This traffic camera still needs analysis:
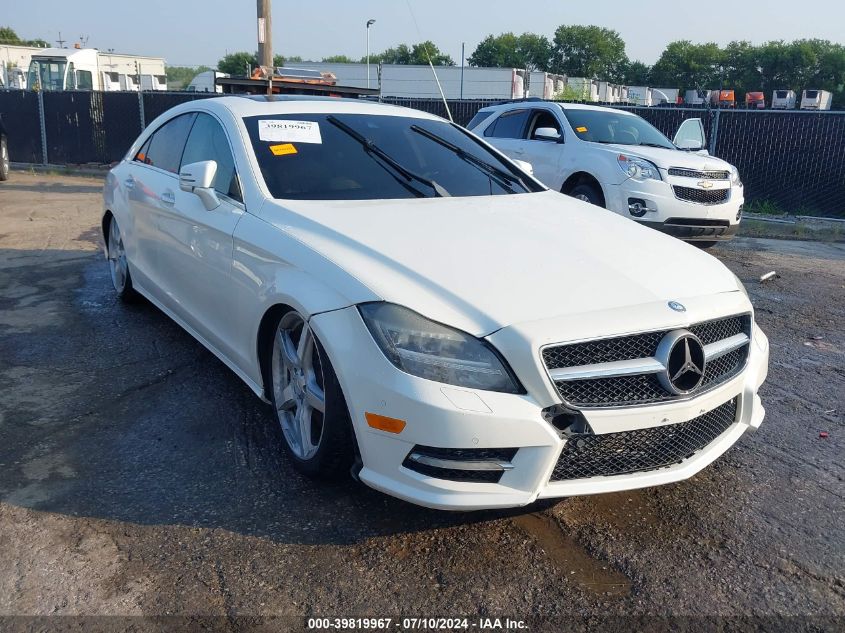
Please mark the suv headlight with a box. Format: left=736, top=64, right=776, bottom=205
left=730, top=166, right=742, bottom=186
left=617, top=155, right=661, bottom=181
left=358, top=302, right=523, bottom=393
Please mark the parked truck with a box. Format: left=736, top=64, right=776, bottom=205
left=684, top=89, right=712, bottom=105
left=711, top=90, right=736, bottom=108
left=800, top=89, right=832, bottom=110
left=626, top=85, right=651, bottom=106
left=745, top=92, right=765, bottom=109
left=771, top=89, right=797, bottom=109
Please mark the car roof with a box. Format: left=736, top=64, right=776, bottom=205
left=480, top=100, right=636, bottom=116
left=174, top=95, right=444, bottom=122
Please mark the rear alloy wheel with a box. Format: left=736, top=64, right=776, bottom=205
left=0, top=137, right=9, bottom=181
left=107, top=217, right=138, bottom=302
left=270, top=310, right=354, bottom=479
left=568, top=182, right=604, bottom=207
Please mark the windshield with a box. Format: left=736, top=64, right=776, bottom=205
left=243, top=113, right=541, bottom=200
left=27, top=59, right=67, bottom=91
left=561, top=107, right=675, bottom=149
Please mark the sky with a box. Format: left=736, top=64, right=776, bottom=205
left=7, top=0, right=844, bottom=68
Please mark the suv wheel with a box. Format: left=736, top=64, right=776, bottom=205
left=568, top=183, right=604, bottom=207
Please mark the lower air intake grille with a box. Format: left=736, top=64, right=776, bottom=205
left=549, top=399, right=737, bottom=482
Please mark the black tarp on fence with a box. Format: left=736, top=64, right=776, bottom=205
left=2, top=91, right=844, bottom=217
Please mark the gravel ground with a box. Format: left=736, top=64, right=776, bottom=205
left=0, top=173, right=843, bottom=630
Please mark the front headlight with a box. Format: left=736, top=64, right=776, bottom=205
left=617, top=155, right=661, bottom=181
left=358, top=302, right=523, bottom=393
left=730, top=166, right=742, bottom=186
left=731, top=272, right=749, bottom=299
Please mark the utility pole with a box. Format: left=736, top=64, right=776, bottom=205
left=257, top=0, right=273, bottom=70
left=460, top=42, right=465, bottom=100
left=56, top=32, right=66, bottom=48
left=366, top=19, right=376, bottom=89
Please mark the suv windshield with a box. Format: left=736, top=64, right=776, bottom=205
left=561, top=108, right=675, bottom=149
left=243, top=113, right=540, bottom=200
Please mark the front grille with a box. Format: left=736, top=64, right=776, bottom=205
left=668, top=167, right=730, bottom=180
left=549, top=399, right=738, bottom=481
left=673, top=185, right=730, bottom=205
left=543, top=315, right=750, bottom=408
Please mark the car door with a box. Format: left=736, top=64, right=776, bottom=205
left=520, top=108, right=567, bottom=190
left=155, top=112, right=246, bottom=359
left=122, top=112, right=197, bottom=300
left=482, top=108, right=531, bottom=160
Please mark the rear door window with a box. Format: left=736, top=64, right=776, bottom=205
left=143, top=113, right=196, bottom=174
left=484, top=109, right=530, bottom=139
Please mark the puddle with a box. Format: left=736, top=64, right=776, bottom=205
left=512, top=513, right=631, bottom=597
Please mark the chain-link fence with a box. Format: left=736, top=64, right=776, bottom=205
left=1, top=91, right=843, bottom=217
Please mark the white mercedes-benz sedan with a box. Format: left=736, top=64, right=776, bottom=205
left=102, top=96, right=769, bottom=510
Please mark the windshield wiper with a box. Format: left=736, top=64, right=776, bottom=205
left=637, top=142, right=673, bottom=149
left=326, top=116, right=450, bottom=197
left=410, top=124, right=526, bottom=193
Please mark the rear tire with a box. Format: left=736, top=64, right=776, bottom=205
left=0, top=137, right=9, bottom=182
left=568, top=182, right=604, bottom=207
left=270, top=310, right=355, bottom=479
left=106, top=216, right=139, bottom=302
left=694, top=241, right=720, bottom=249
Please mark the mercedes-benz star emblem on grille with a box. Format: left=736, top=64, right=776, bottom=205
left=668, top=301, right=686, bottom=312
left=655, top=330, right=707, bottom=395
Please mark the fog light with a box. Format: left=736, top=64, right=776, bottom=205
left=736, top=205, right=743, bottom=222
left=628, top=198, right=648, bottom=218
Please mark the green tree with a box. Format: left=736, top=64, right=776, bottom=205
left=650, top=41, right=723, bottom=88
left=323, top=55, right=356, bottom=63
left=623, top=60, right=651, bottom=85
left=368, top=41, right=454, bottom=66
left=218, top=51, right=257, bottom=75
left=551, top=25, right=628, bottom=81
left=0, top=26, right=21, bottom=44
left=468, top=32, right=552, bottom=71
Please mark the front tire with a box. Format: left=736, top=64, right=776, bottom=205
left=107, top=216, right=139, bottom=302
left=694, top=241, right=720, bottom=249
left=270, top=310, right=355, bottom=479
left=568, top=182, right=604, bottom=207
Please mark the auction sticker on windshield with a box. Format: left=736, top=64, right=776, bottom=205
left=259, top=120, right=322, bottom=144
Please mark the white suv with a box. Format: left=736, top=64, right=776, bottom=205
left=468, top=101, right=744, bottom=247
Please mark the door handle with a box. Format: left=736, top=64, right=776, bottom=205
left=124, top=178, right=135, bottom=190
left=161, top=190, right=176, bottom=205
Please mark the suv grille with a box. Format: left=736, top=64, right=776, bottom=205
left=673, top=185, right=730, bottom=205
left=668, top=167, right=730, bottom=180
left=543, top=315, right=750, bottom=408
left=549, top=399, right=737, bottom=481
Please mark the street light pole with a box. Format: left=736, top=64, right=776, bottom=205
left=257, top=0, right=273, bottom=70
left=366, top=19, right=376, bottom=89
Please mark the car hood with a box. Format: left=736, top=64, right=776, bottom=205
left=261, top=191, right=741, bottom=337
left=598, top=143, right=734, bottom=172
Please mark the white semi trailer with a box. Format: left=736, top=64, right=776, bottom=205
left=25, top=47, right=166, bottom=91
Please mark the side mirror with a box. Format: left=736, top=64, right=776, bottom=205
left=512, top=159, right=534, bottom=176
left=534, top=127, right=561, bottom=142
left=179, top=160, right=220, bottom=210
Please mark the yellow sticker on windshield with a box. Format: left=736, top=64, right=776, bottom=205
left=270, top=143, right=298, bottom=156
left=576, top=126, right=588, bottom=133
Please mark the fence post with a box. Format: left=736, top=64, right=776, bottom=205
left=136, top=61, right=146, bottom=130
left=36, top=90, right=48, bottom=165
left=709, top=108, right=720, bottom=155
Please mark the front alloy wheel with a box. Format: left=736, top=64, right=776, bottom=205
left=271, top=311, right=354, bottom=478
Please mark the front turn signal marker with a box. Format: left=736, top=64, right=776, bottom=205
left=365, top=412, right=406, bottom=434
